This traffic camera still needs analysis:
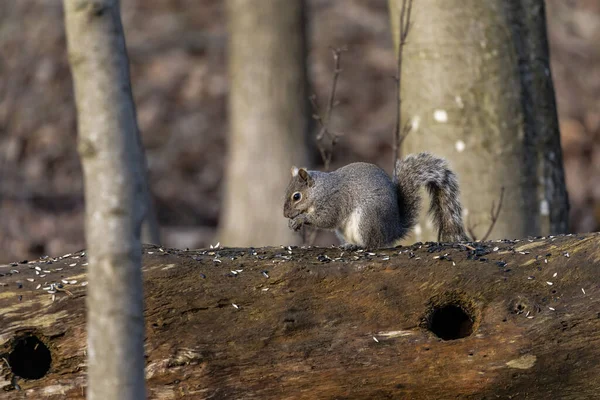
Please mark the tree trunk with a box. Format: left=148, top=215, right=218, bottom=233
left=63, top=1, right=146, bottom=399
left=1, top=233, right=599, bottom=399
left=219, top=0, right=309, bottom=247
left=504, top=0, right=569, bottom=235
left=388, top=0, right=568, bottom=242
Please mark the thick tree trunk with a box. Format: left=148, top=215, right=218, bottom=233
left=1, top=233, right=599, bottom=399
left=219, top=0, right=309, bottom=247
left=63, top=0, right=147, bottom=399
left=388, top=0, right=568, bottom=242
left=504, top=0, right=569, bottom=235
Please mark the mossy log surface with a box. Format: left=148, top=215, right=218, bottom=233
left=1, top=233, right=599, bottom=399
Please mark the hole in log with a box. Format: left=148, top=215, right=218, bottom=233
left=423, top=292, right=478, bottom=341
left=428, top=304, right=474, bottom=340
left=8, top=335, right=51, bottom=379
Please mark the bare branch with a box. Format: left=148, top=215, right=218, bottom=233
left=467, top=187, right=505, bottom=242
left=466, top=216, right=480, bottom=242
left=306, top=46, right=348, bottom=245
left=310, top=46, right=347, bottom=171
left=392, top=0, right=413, bottom=179
left=480, top=187, right=505, bottom=241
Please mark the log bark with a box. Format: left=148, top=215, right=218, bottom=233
left=63, top=0, right=147, bottom=399
left=1, top=233, right=600, bottom=399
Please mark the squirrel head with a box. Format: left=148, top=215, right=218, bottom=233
left=283, top=166, right=315, bottom=219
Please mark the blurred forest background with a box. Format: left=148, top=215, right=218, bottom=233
left=0, top=0, right=599, bottom=263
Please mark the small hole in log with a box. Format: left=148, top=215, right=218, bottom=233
left=8, top=335, right=51, bottom=379
left=427, top=304, right=474, bottom=340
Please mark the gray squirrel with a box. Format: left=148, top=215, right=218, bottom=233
left=283, top=152, right=468, bottom=248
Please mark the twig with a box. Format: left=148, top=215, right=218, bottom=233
left=392, top=0, right=413, bottom=179
left=466, top=217, right=481, bottom=241
left=310, top=46, right=346, bottom=171
left=467, top=187, right=505, bottom=242
left=480, top=187, right=505, bottom=241
left=306, top=46, right=347, bottom=245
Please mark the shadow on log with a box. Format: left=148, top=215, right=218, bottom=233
left=1, top=233, right=599, bottom=399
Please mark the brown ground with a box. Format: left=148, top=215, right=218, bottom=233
left=0, top=1, right=598, bottom=263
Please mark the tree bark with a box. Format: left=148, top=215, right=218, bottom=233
left=1, top=233, right=599, bottom=399
left=388, top=0, right=568, bottom=242
left=63, top=0, right=146, bottom=399
left=504, top=0, right=569, bottom=235
left=219, top=0, right=309, bottom=247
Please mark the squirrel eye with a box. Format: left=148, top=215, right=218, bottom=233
left=292, top=192, right=301, bottom=201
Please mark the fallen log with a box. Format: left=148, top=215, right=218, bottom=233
left=1, top=233, right=599, bottom=399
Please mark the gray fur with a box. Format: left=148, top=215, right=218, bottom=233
left=283, top=152, right=468, bottom=248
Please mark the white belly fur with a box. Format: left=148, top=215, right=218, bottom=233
left=342, top=208, right=363, bottom=246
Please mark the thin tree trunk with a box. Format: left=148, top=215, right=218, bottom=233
left=219, top=0, right=309, bottom=247
left=388, top=0, right=568, bottom=242
left=63, top=1, right=146, bottom=399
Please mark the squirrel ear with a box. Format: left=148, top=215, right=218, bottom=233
left=298, top=168, right=314, bottom=186
left=291, top=166, right=299, bottom=177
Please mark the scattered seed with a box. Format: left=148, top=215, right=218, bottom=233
left=81, top=281, right=89, bottom=286
left=262, top=271, right=269, bottom=278
left=581, top=288, right=586, bottom=295
left=36, top=284, right=41, bottom=289
left=373, top=336, right=379, bottom=343
left=35, top=266, right=42, bottom=271
left=69, top=263, right=77, bottom=267
left=544, top=259, right=548, bottom=264
left=546, top=281, right=553, bottom=286
left=43, top=270, right=51, bottom=273
left=553, top=272, right=557, bottom=278
left=232, top=303, right=239, bottom=309
left=549, top=307, right=555, bottom=311
left=262, top=288, right=269, bottom=291
left=69, top=280, right=77, bottom=284
left=26, top=278, right=34, bottom=282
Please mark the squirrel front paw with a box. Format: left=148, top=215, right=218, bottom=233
left=288, top=217, right=304, bottom=231
left=339, top=243, right=360, bottom=251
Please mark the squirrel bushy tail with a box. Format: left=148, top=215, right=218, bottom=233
left=394, top=152, right=468, bottom=242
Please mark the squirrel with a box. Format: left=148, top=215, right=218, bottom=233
left=283, top=152, right=468, bottom=249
